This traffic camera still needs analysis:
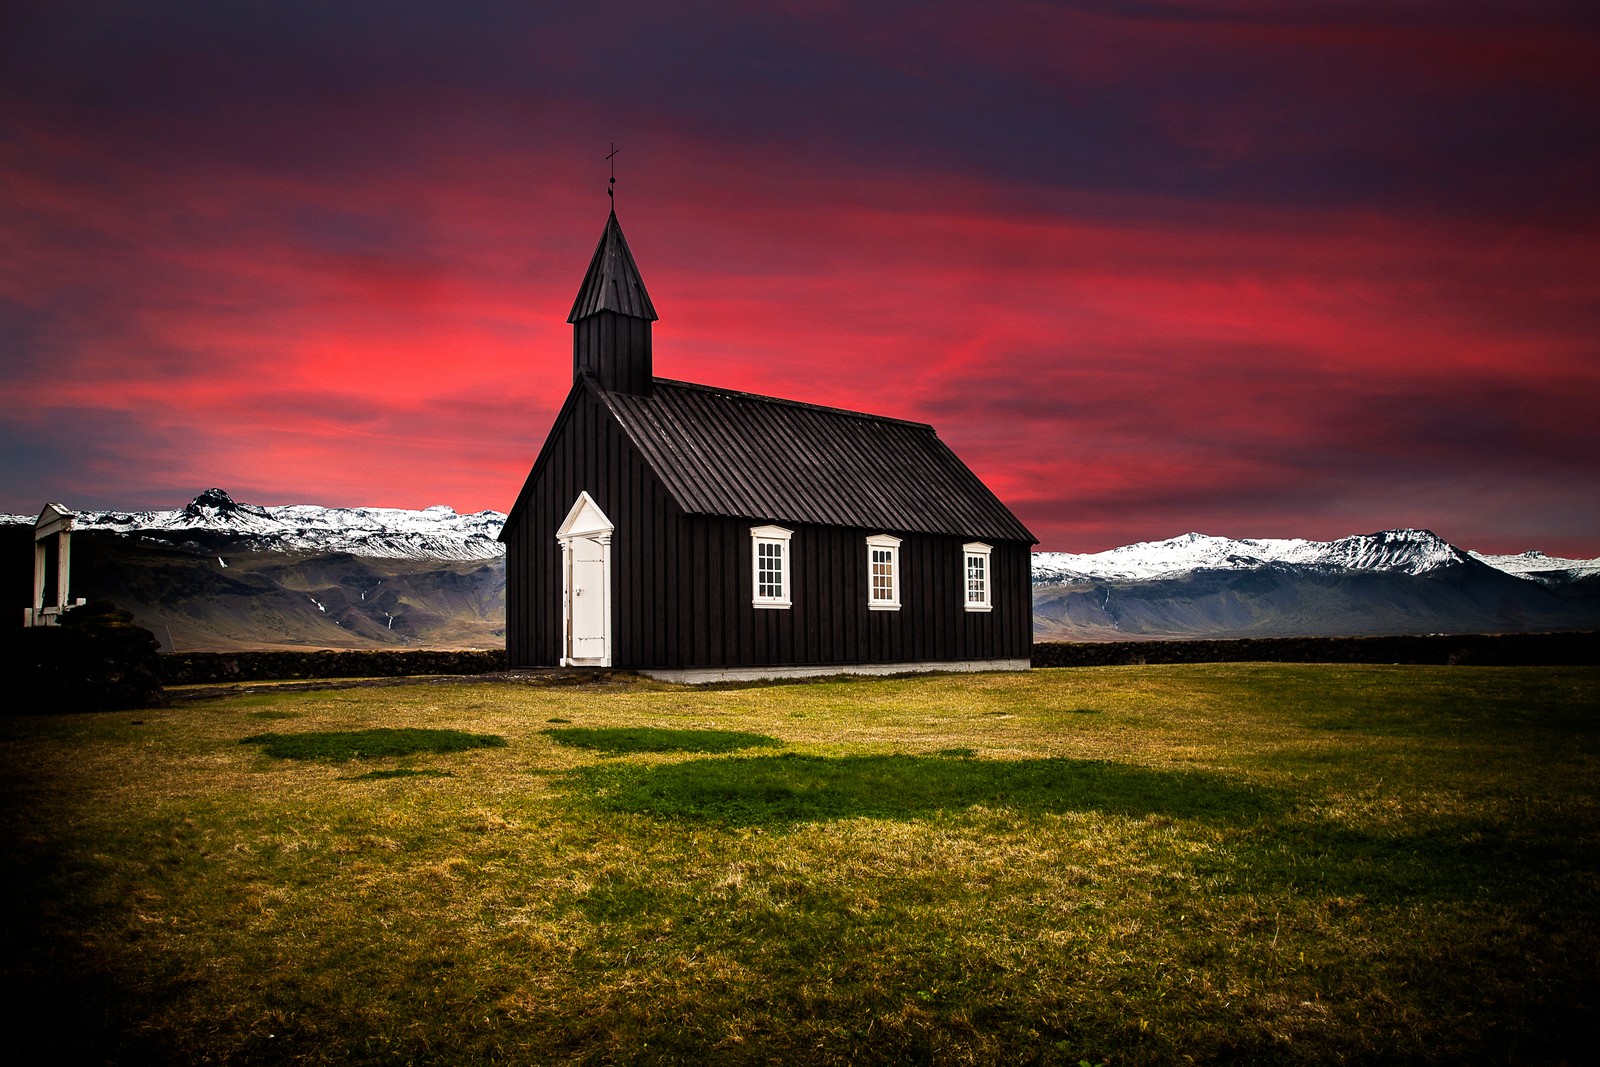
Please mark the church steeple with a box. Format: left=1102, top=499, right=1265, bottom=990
left=569, top=209, right=658, bottom=395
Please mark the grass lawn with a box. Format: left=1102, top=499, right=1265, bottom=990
left=1, top=664, right=1596, bottom=1064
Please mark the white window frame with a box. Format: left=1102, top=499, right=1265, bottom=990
left=963, top=541, right=993, bottom=612
left=750, top=525, right=793, bottom=609
left=866, top=533, right=901, bottom=611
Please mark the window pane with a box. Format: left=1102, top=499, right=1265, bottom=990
left=757, top=540, right=784, bottom=599
left=967, top=554, right=986, bottom=601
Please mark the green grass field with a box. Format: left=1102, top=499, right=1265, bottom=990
left=2, top=665, right=1596, bottom=1064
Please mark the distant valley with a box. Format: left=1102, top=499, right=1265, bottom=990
left=67, top=534, right=505, bottom=651
left=7, top=491, right=1597, bottom=650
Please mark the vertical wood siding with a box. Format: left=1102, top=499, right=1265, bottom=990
left=572, top=313, right=652, bottom=396
left=507, top=396, right=1032, bottom=669
left=670, top=517, right=1031, bottom=669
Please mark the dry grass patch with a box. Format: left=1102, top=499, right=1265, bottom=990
left=1, top=664, right=1595, bottom=1064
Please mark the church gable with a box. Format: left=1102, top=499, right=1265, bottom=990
left=499, top=376, right=669, bottom=543
left=499, top=375, right=683, bottom=669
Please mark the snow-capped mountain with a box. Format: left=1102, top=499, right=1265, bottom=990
left=1030, top=528, right=1599, bottom=641
left=1467, top=550, right=1600, bottom=586
left=6, top=488, right=507, bottom=561
left=1034, top=529, right=1481, bottom=584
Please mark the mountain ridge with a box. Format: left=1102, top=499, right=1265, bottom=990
left=7, top=491, right=1596, bottom=580
left=7, top=491, right=1596, bottom=647
left=4, top=488, right=505, bottom=561
left=1032, top=528, right=1600, bottom=584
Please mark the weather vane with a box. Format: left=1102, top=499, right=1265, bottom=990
left=606, top=143, right=619, bottom=204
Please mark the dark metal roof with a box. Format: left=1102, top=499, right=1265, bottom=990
left=567, top=210, right=659, bottom=323
left=594, top=378, right=1036, bottom=543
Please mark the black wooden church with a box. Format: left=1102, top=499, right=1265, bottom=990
left=500, top=210, right=1036, bottom=682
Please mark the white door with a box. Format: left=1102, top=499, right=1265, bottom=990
left=569, top=536, right=608, bottom=663
left=556, top=492, right=615, bottom=667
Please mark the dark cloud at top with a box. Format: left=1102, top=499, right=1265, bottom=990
left=6, top=1, right=1597, bottom=219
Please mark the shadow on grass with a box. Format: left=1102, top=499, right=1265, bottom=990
left=545, top=726, right=783, bottom=755
left=564, top=753, right=1284, bottom=825
left=1214, top=819, right=1600, bottom=907
left=240, top=728, right=507, bottom=761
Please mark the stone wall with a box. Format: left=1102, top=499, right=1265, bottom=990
left=159, top=649, right=508, bottom=685
left=159, top=633, right=1599, bottom=683
left=13, top=631, right=1593, bottom=710
left=1031, top=632, right=1599, bottom=668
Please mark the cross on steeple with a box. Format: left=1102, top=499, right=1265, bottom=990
left=606, top=143, right=619, bottom=203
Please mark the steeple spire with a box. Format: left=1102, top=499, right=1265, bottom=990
left=568, top=211, right=657, bottom=395
left=568, top=210, right=658, bottom=324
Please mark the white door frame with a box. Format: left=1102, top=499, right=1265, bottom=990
left=556, top=491, right=614, bottom=667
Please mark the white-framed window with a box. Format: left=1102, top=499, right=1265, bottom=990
left=750, top=525, right=793, bottom=608
left=866, top=533, right=901, bottom=610
left=963, top=541, right=993, bottom=612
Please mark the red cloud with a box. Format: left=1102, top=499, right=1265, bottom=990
left=2, top=5, right=1597, bottom=558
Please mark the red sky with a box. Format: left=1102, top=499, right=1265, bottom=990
left=3, top=1, right=1598, bottom=554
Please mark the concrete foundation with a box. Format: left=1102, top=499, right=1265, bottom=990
left=637, top=658, right=1031, bottom=685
